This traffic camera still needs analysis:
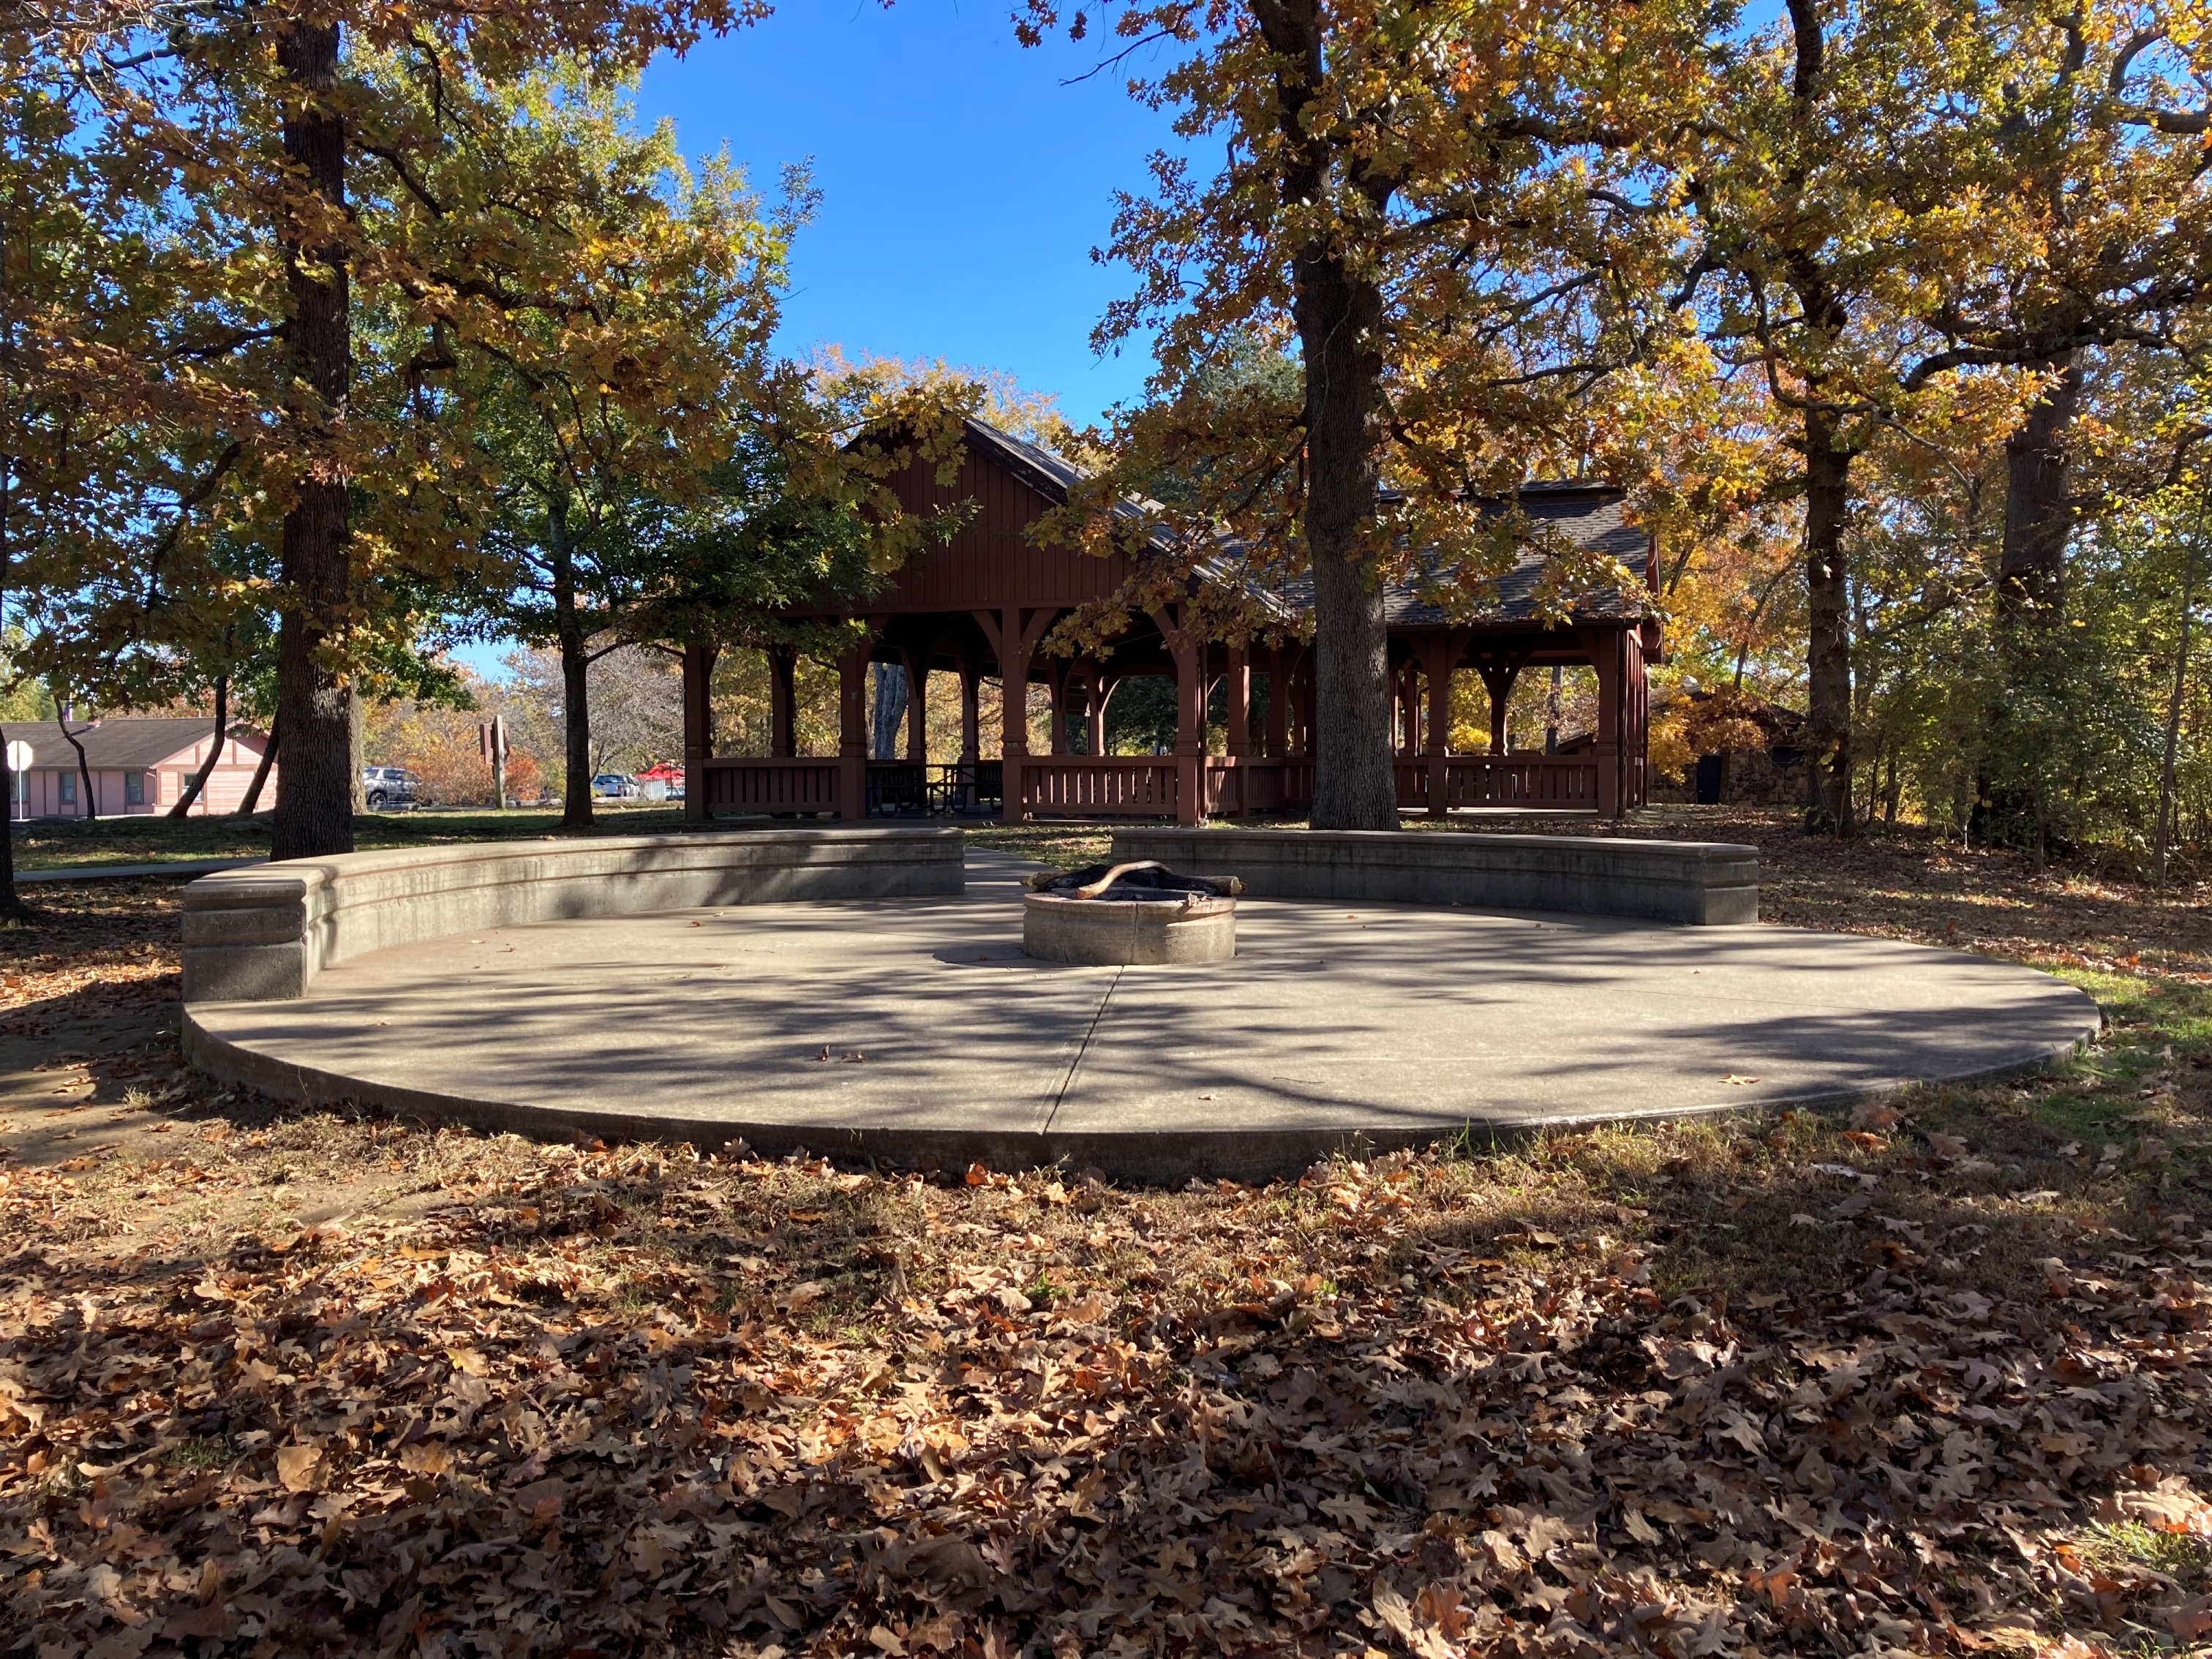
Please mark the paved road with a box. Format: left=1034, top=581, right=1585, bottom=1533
left=187, top=851, right=2102, bottom=1180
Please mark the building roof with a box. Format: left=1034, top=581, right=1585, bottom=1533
left=1384, top=486, right=1654, bottom=626
left=15, top=718, right=259, bottom=770
left=958, top=416, right=1651, bottom=629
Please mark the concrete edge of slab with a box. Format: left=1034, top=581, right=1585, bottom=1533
left=182, top=1001, right=2102, bottom=1186
left=1110, top=827, right=1761, bottom=926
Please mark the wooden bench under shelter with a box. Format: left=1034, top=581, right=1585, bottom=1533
left=679, top=418, right=1658, bottom=827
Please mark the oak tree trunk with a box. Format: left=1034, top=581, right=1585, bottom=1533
left=1296, top=236, right=1396, bottom=829
left=1999, top=351, right=2079, bottom=622
left=0, top=472, right=29, bottom=921
left=1252, top=0, right=1398, bottom=831
left=549, top=502, right=595, bottom=830
left=872, top=664, right=908, bottom=761
left=1803, top=409, right=1855, bottom=835
left=269, top=17, right=356, bottom=862
left=0, top=729, right=23, bottom=925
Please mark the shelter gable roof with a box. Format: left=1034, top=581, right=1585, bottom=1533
left=925, top=417, right=1650, bottom=629
left=957, top=418, right=1089, bottom=503
left=1388, top=486, right=1652, bottom=627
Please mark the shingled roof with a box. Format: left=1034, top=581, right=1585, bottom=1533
left=1382, top=484, right=1654, bottom=626
left=958, top=418, right=1651, bottom=628
left=18, top=718, right=250, bottom=770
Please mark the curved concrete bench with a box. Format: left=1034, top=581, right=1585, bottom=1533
left=181, top=826, right=964, bottom=1003
left=1108, top=826, right=1758, bottom=925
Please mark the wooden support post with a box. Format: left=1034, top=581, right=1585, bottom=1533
left=1046, top=661, right=1069, bottom=756
left=768, top=646, right=797, bottom=759
left=958, top=659, right=981, bottom=766
left=1152, top=606, right=1207, bottom=825
left=1423, top=640, right=1453, bottom=819
left=1224, top=645, right=1251, bottom=759
left=1580, top=626, right=1623, bottom=818
left=996, top=608, right=1026, bottom=821
left=836, top=644, right=870, bottom=821
left=1263, top=648, right=1290, bottom=759
left=682, top=642, right=713, bottom=824
left=1628, top=627, right=1651, bottom=808
left=975, top=606, right=1057, bottom=825
left=1480, top=655, right=1524, bottom=756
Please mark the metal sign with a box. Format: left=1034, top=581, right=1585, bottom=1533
left=4, top=740, right=30, bottom=774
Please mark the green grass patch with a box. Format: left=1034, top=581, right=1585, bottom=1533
left=10, top=803, right=695, bottom=871
left=2079, top=1519, right=2212, bottom=1587
left=2027, top=967, right=2212, bottom=1142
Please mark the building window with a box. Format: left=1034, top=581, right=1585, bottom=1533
left=124, top=772, right=144, bottom=805
left=57, top=773, right=75, bottom=806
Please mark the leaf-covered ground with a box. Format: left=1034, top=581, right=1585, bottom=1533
left=5, top=814, right=2212, bottom=1659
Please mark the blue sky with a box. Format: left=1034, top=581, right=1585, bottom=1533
left=642, top=1, right=1186, bottom=428
left=454, top=4, right=1187, bottom=677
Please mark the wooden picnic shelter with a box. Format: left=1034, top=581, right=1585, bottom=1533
left=680, top=418, right=1657, bottom=826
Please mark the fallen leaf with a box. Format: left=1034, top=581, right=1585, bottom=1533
left=274, top=1442, right=322, bottom=1492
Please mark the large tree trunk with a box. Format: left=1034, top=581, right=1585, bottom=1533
left=1802, top=409, right=1855, bottom=835
left=0, top=729, right=25, bottom=924
left=871, top=664, right=907, bottom=761
left=269, top=17, right=355, bottom=862
left=169, top=674, right=229, bottom=817
left=0, top=479, right=31, bottom=921
left=1296, top=248, right=1396, bottom=829
left=1251, top=0, right=1397, bottom=831
left=549, top=504, right=594, bottom=830
left=1998, top=350, right=2079, bottom=622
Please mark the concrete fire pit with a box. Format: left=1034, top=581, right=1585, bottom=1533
left=1021, top=862, right=1240, bottom=966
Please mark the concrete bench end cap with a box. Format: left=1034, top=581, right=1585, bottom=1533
left=182, top=870, right=319, bottom=905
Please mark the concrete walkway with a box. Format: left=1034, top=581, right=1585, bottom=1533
left=187, top=851, right=2101, bottom=1181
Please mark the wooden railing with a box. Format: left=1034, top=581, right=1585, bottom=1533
left=697, top=752, right=1598, bottom=820
left=700, top=759, right=840, bottom=815
left=1444, top=756, right=1600, bottom=808
left=1021, top=757, right=1181, bottom=817
left=1202, top=758, right=1290, bottom=816
left=866, top=761, right=930, bottom=814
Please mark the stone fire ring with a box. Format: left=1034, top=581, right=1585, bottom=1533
left=1022, top=891, right=1236, bottom=966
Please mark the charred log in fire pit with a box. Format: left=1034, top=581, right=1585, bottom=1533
left=1020, top=862, right=1240, bottom=965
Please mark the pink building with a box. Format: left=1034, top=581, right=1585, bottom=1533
left=7, top=718, right=276, bottom=819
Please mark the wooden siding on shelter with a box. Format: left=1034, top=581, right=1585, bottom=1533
left=875, top=451, right=1135, bottom=613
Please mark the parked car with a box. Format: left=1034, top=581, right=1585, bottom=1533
left=361, top=766, right=421, bottom=810
left=592, top=772, right=640, bottom=800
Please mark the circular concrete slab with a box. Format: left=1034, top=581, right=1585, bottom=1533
left=185, top=851, right=2101, bottom=1182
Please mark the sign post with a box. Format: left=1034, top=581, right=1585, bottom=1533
left=478, top=717, right=508, bottom=810
left=4, top=740, right=31, bottom=822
